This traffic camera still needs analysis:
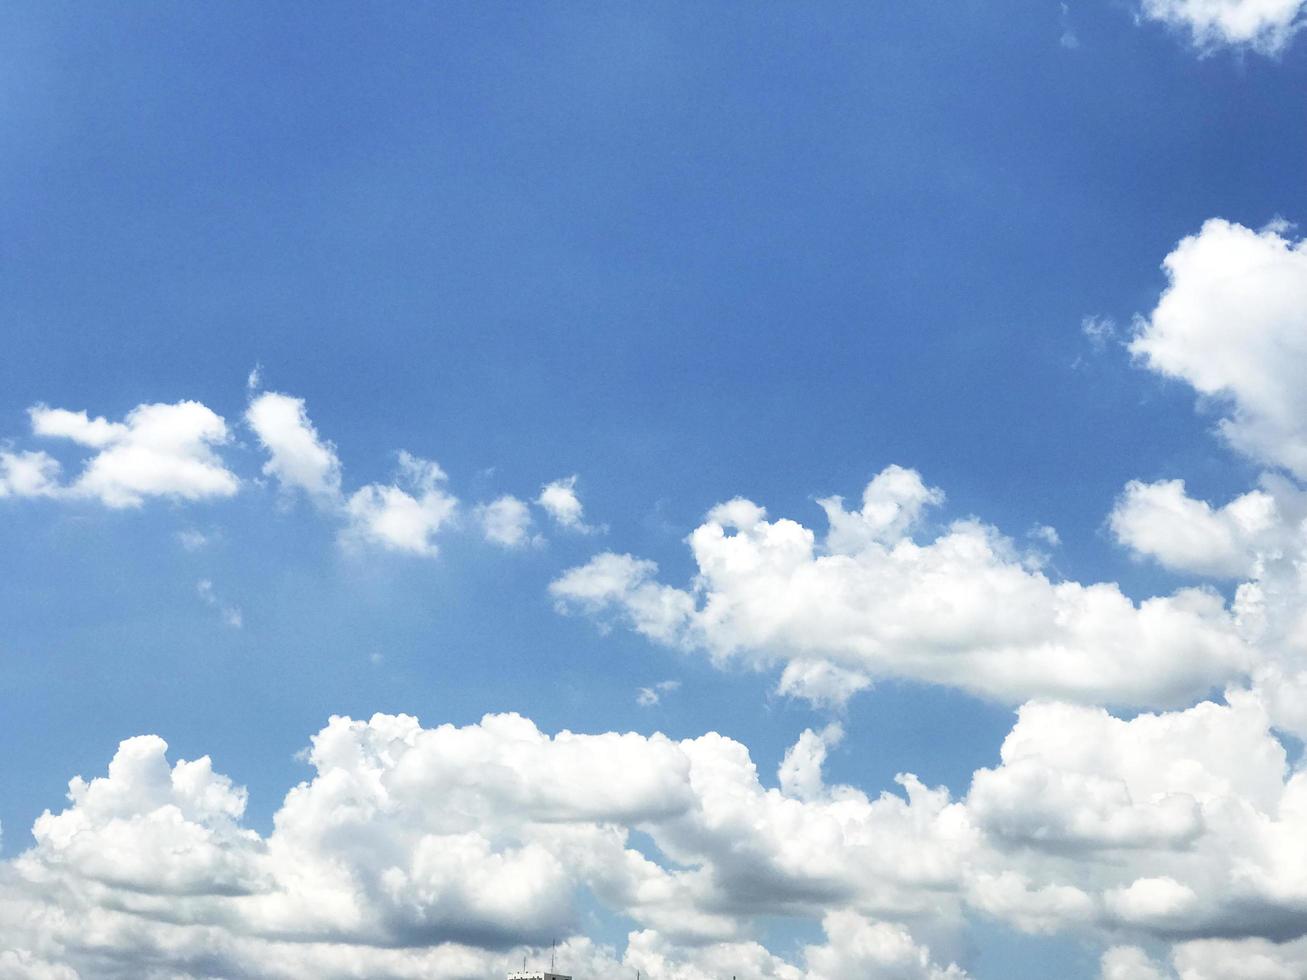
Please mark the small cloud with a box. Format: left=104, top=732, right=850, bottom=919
left=1028, top=524, right=1061, bottom=548
left=177, top=528, right=211, bottom=551
left=1059, top=3, right=1080, bottom=48
left=369, top=651, right=384, bottom=666
left=1081, top=315, right=1118, bottom=352
left=343, top=451, right=458, bottom=558
left=538, top=475, right=602, bottom=534
left=196, top=578, right=243, bottom=629
left=636, top=679, right=680, bottom=707
left=477, top=494, right=538, bottom=548
left=246, top=363, right=263, bottom=391
left=246, top=391, right=342, bottom=503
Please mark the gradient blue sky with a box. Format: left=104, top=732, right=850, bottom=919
left=4, top=4, right=1307, bottom=979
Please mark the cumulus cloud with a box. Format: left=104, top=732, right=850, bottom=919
left=538, top=475, right=597, bottom=532
left=963, top=692, right=1307, bottom=946
left=0, top=712, right=971, bottom=979
left=344, top=452, right=459, bottom=557
left=1106, top=473, right=1307, bottom=738
left=1131, top=219, right=1307, bottom=478
left=7, top=695, right=1307, bottom=977
left=1111, top=475, right=1307, bottom=580
left=551, top=465, right=1249, bottom=708
left=805, top=910, right=967, bottom=980
left=0, top=450, right=62, bottom=499
left=477, top=494, right=536, bottom=548
left=1100, top=945, right=1170, bottom=980
left=778, top=723, right=844, bottom=802
left=10, top=697, right=1307, bottom=977
left=23, top=401, right=239, bottom=508
left=2, top=387, right=577, bottom=568
left=244, top=392, right=463, bottom=558
left=245, top=391, right=342, bottom=502
left=1139, top=0, right=1306, bottom=54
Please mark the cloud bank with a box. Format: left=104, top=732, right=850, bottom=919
left=4, top=698, right=1307, bottom=978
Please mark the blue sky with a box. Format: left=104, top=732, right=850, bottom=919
left=4, top=4, right=1307, bottom=979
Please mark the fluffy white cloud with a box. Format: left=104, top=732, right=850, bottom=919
left=964, top=692, right=1307, bottom=945
left=1169, top=937, right=1307, bottom=979
left=777, top=723, right=843, bottom=802
left=1100, top=945, right=1169, bottom=980
left=23, top=401, right=239, bottom=508
left=477, top=494, right=535, bottom=548
left=537, top=475, right=595, bottom=532
left=818, top=464, right=944, bottom=554
left=245, top=392, right=464, bottom=558
left=0, top=711, right=975, bottom=979
left=1110, top=477, right=1306, bottom=579
left=551, top=466, right=1250, bottom=708
left=1131, top=220, right=1307, bottom=478
left=28, top=406, right=126, bottom=447
left=344, top=452, right=458, bottom=556
left=10, top=696, right=1307, bottom=976
left=1139, top=0, right=1306, bottom=54
left=245, top=391, right=342, bottom=501
left=1108, top=473, right=1307, bottom=738
left=1100, top=936, right=1307, bottom=979
left=804, top=910, right=967, bottom=980
left=0, top=450, right=62, bottom=499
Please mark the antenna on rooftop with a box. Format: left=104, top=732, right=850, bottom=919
left=551, top=938, right=556, bottom=972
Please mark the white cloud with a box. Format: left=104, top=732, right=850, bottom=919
left=1139, top=0, right=1306, bottom=54
left=26, top=401, right=239, bottom=508
left=817, top=463, right=944, bottom=555
left=1131, top=219, right=1307, bottom=478
left=636, top=679, right=681, bottom=707
left=805, top=910, right=967, bottom=980
left=1107, top=472, right=1307, bottom=739
left=551, top=465, right=1250, bottom=708
left=1110, top=476, right=1306, bottom=579
left=1100, top=945, right=1170, bottom=980
left=28, top=406, right=125, bottom=447
left=245, top=391, right=342, bottom=501
left=0, top=450, right=62, bottom=499
left=778, top=723, right=843, bottom=802
left=1082, top=315, right=1118, bottom=351
left=196, top=579, right=243, bottom=629
left=1169, top=937, right=1307, bottom=979
left=538, top=475, right=596, bottom=532
left=1029, top=523, right=1061, bottom=547
left=9, top=696, right=1307, bottom=976
left=344, top=452, right=458, bottom=556
left=962, top=691, right=1307, bottom=946
left=0, top=711, right=971, bottom=979
left=552, top=551, right=697, bottom=644
left=176, top=528, right=212, bottom=551
left=477, top=494, right=535, bottom=548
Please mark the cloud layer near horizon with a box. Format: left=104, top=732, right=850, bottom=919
left=4, top=696, right=1307, bottom=980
